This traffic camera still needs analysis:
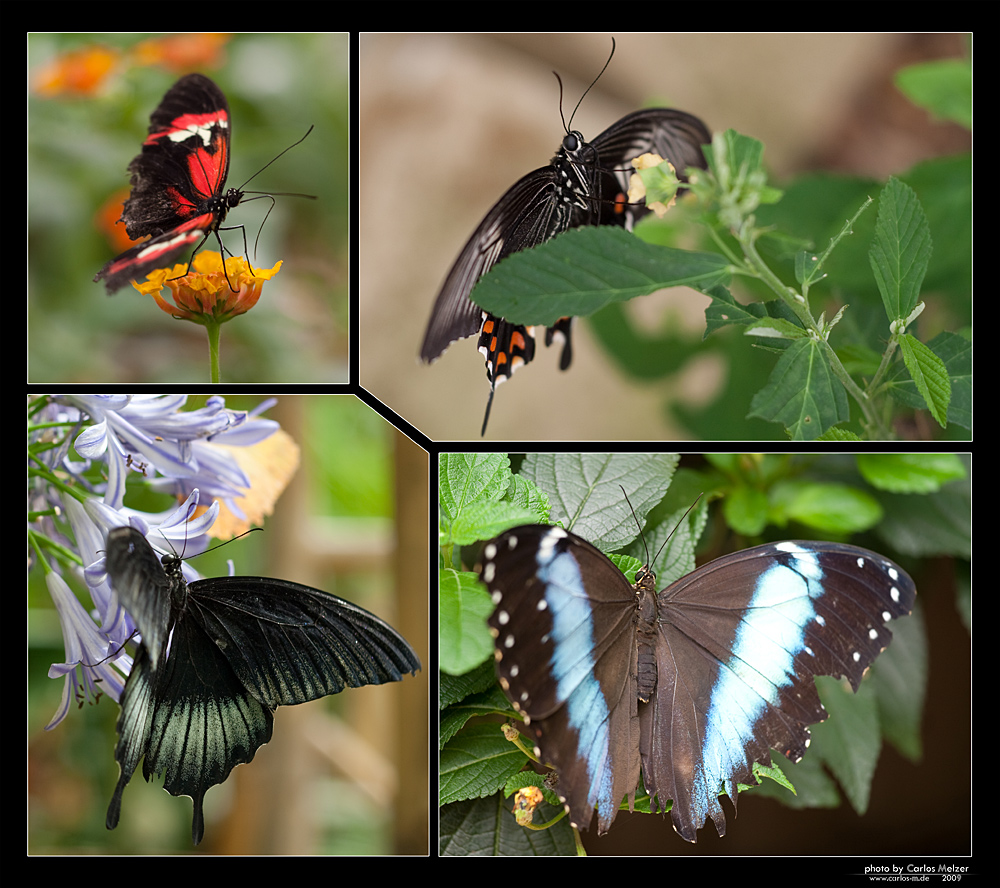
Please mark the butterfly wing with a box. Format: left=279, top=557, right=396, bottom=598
left=104, top=529, right=420, bottom=845
left=590, top=108, right=711, bottom=207
left=106, top=629, right=273, bottom=846
left=420, top=108, right=710, bottom=365
left=104, top=526, right=175, bottom=672
left=184, top=576, right=422, bottom=707
left=482, top=525, right=643, bottom=833
left=419, top=166, right=560, bottom=364
left=122, top=73, right=232, bottom=240
left=95, top=74, right=232, bottom=293
left=642, top=540, right=916, bottom=842
left=93, top=217, right=217, bottom=294
left=421, top=107, right=710, bottom=434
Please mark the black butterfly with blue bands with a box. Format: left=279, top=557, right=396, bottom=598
left=480, top=524, right=915, bottom=842
left=104, top=526, right=420, bottom=845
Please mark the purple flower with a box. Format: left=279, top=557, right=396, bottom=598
left=29, top=395, right=283, bottom=729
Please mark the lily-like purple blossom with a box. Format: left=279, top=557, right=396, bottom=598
left=29, top=395, right=283, bottom=730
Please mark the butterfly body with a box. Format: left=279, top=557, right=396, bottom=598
left=480, top=525, right=915, bottom=842
left=104, top=526, right=420, bottom=844
left=95, top=74, right=239, bottom=293
left=420, top=107, right=711, bottom=434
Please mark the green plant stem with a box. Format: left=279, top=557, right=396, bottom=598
left=737, top=221, right=895, bottom=438
left=739, top=226, right=817, bottom=331
left=867, top=333, right=901, bottom=395
left=205, top=321, right=221, bottom=383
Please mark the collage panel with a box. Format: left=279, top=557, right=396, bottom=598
left=28, top=394, right=429, bottom=854
left=437, top=452, right=970, bottom=859
left=29, top=33, right=347, bottom=386
left=360, top=33, right=969, bottom=442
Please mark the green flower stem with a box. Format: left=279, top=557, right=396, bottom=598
left=205, top=320, right=221, bottom=383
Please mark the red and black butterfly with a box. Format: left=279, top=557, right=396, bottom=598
left=95, top=74, right=240, bottom=294
left=95, top=74, right=312, bottom=294
left=419, top=46, right=710, bottom=435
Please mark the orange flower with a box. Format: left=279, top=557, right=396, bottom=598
left=33, top=45, right=120, bottom=97
left=132, top=251, right=282, bottom=325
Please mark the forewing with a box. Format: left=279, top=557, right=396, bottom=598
left=104, top=526, right=175, bottom=672
left=419, top=166, right=558, bottom=363
left=122, top=73, right=231, bottom=240
left=591, top=108, right=710, bottom=185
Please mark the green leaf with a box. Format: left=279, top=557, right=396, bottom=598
left=705, top=286, right=804, bottom=337
left=783, top=482, right=883, bottom=534
left=723, top=485, right=769, bottom=536
left=856, top=453, right=966, bottom=494
left=439, top=453, right=511, bottom=533
left=868, top=177, right=932, bottom=323
left=438, top=568, right=495, bottom=676
left=886, top=331, right=970, bottom=429
left=812, top=677, right=881, bottom=815
left=898, top=332, right=951, bottom=427
left=895, top=58, right=971, bottom=129
left=470, top=226, right=730, bottom=327
left=440, top=722, right=528, bottom=806
left=744, top=317, right=808, bottom=341
left=815, top=427, right=863, bottom=442
left=795, top=250, right=826, bottom=287
left=520, top=452, right=679, bottom=549
left=748, top=338, right=849, bottom=440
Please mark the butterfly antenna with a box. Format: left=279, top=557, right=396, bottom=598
left=650, top=494, right=705, bottom=568
left=564, top=37, right=617, bottom=132
left=619, top=486, right=652, bottom=568
left=620, top=487, right=705, bottom=570
left=236, top=125, right=316, bottom=191
left=80, top=632, right=141, bottom=668
left=202, top=526, right=264, bottom=555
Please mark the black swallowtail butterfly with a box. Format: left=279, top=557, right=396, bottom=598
left=104, top=525, right=420, bottom=845
left=419, top=44, right=711, bottom=434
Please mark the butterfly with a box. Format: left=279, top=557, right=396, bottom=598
left=419, top=49, right=710, bottom=434
left=103, top=525, right=420, bottom=845
left=94, top=74, right=312, bottom=294
left=478, top=523, right=915, bottom=842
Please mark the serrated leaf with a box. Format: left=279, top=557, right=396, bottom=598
left=868, top=177, right=932, bottom=322
left=521, top=452, right=679, bottom=549
left=470, top=226, right=730, bottom=326
left=439, top=568, right=496, bottom=675
left=816, top=427, right=864, bottom=442
left=898, top=332, right=951, bottom=427
left=439, top=453, right=511, bottom=528
left=748, top=338, right=849, bottom=440
left=886, top=331, right=970, bottom=429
